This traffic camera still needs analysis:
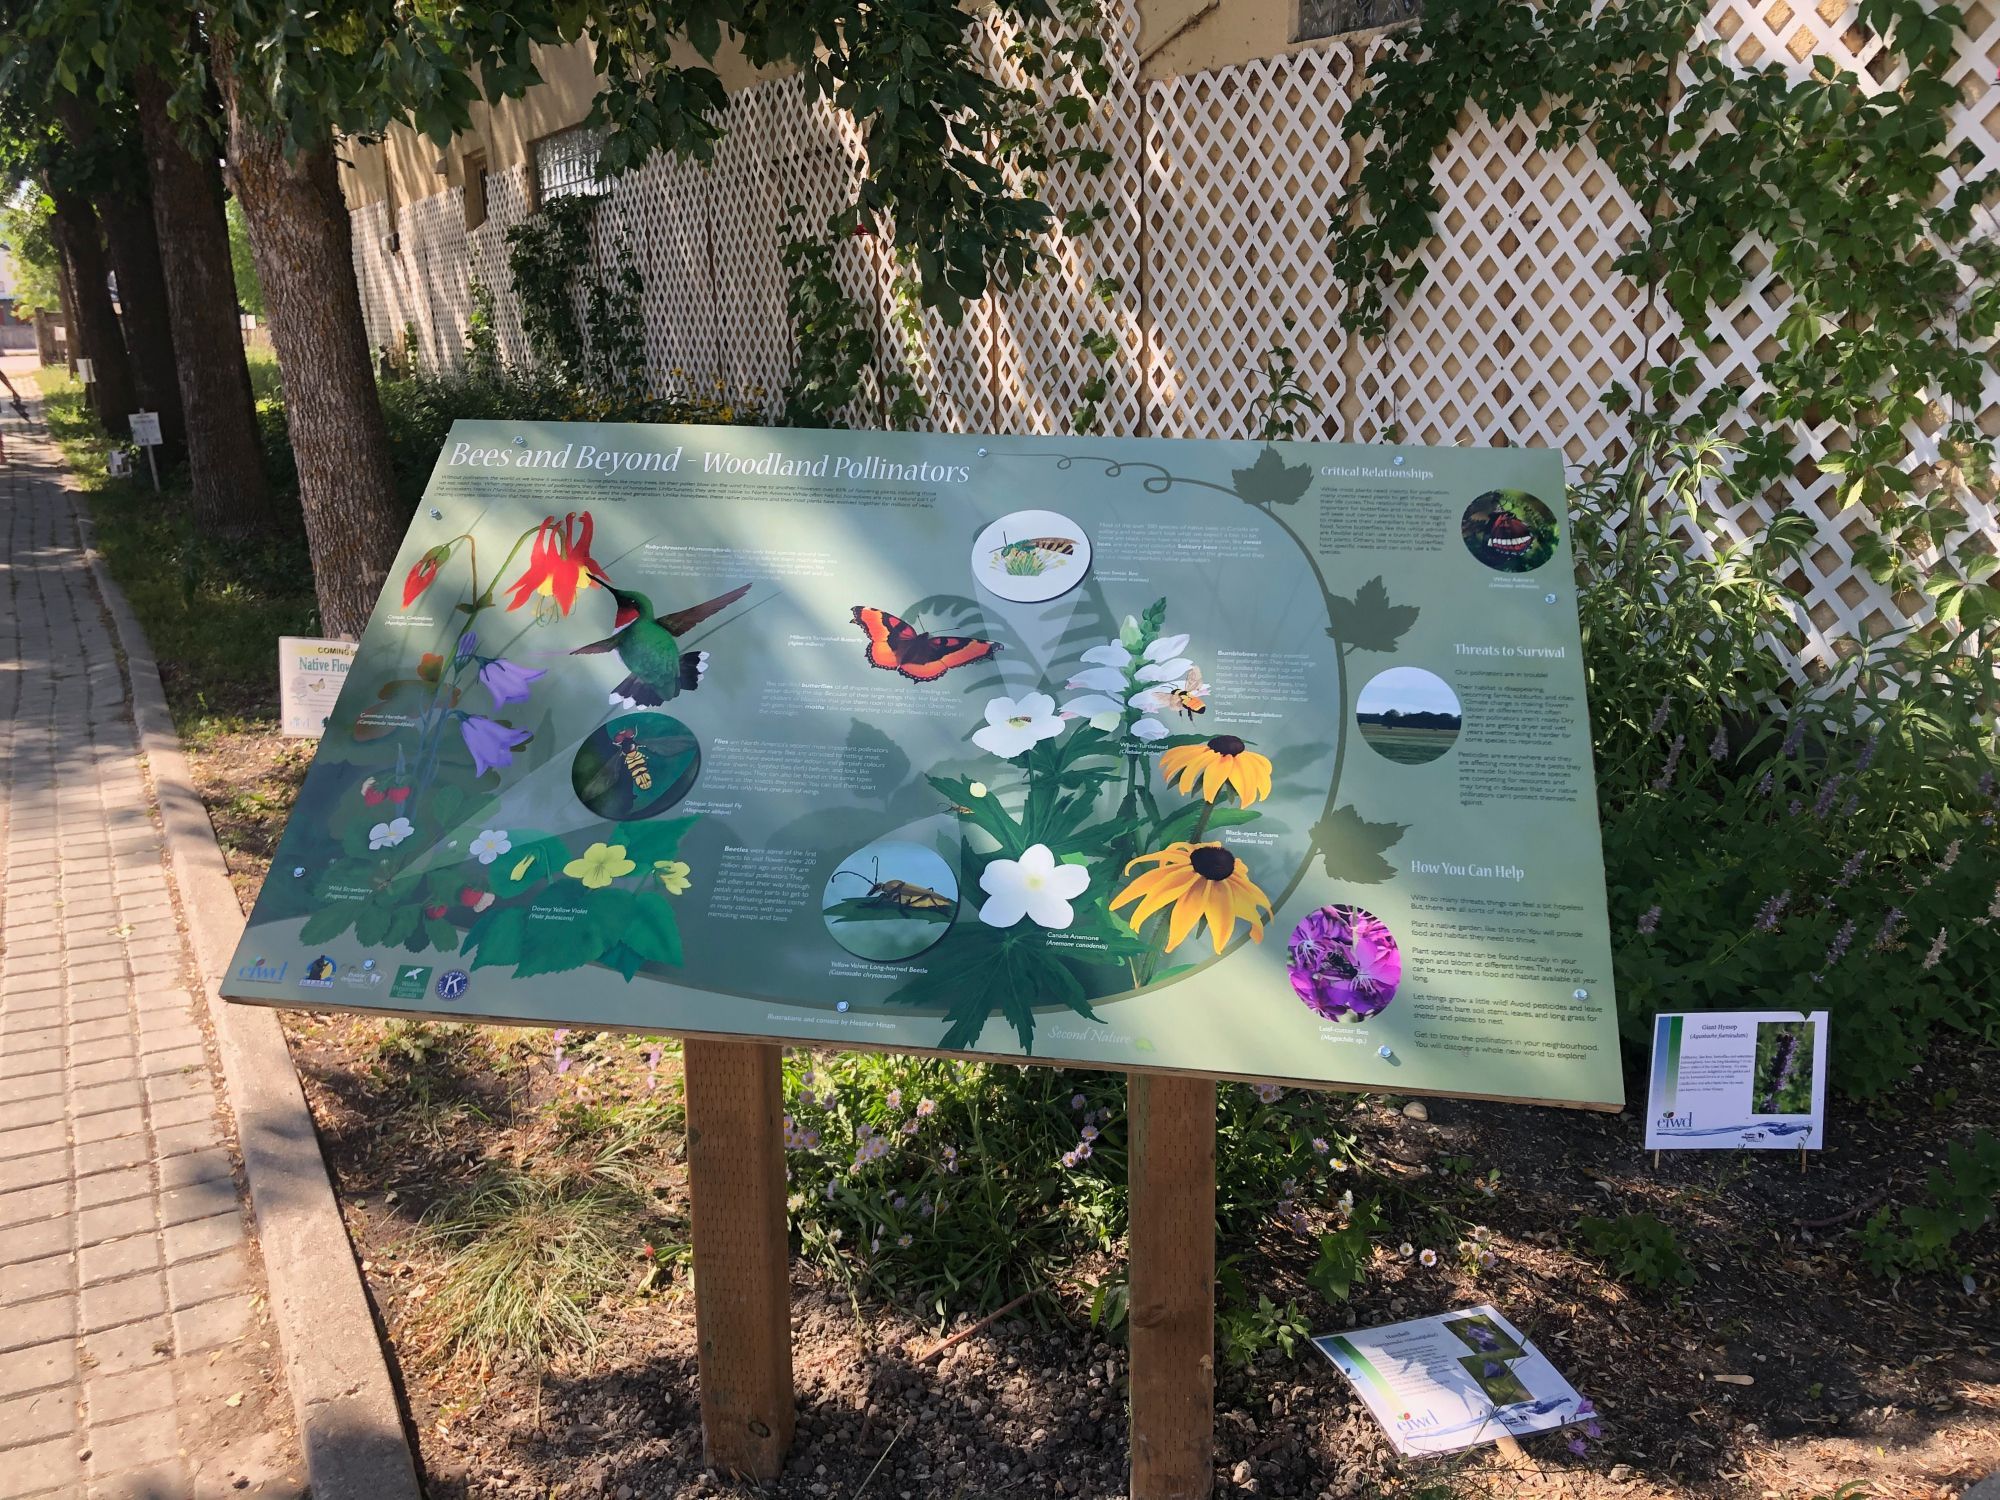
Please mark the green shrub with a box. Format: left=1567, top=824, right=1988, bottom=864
left=780, top=1054, right=1370, bottom=1319
left=1856, top=1129, right=2000, bottom=1281
left=1576, top=1211, right=1696, bottom=1291
left=1580, top=419, right=2000, bottom=1100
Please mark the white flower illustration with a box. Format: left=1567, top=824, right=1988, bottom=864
left=1130, top=717, right=1169, bottom=742
left=469, top=829, right=512, bottom=865
left=1136, top=655, right=1194, bottom=683
left=1060, top=693, right=1125, bottom=732
left=368, top=817, right=414, bottom=850
left=971, top=692, right=1066, bottom=759
left=1080, top=642, right=1132, bottom=668
left=1144, top=632, right=1190, bottom=662
left=1064, top=665, right=1129, bottom=694
left=978, top=843, right=1091, bottom=930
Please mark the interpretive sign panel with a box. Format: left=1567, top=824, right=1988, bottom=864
left=1643, top=1010, right=1828, bottom=1149
left=1312, top=1305, right=1591, bottom=1456
left=222, top=422, right=1622, bottom=1107
left=279, top=636, right=359, bottom=737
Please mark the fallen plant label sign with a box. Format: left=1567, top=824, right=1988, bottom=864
left=1312, top=1305, right=1592, bottom=1456
left=1644, top=1010, right=1829, bottom=1150
left=222, top=421, right=1622, bottom=1106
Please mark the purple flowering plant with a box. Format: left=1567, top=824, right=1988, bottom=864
left=1582, top=427, right=2000, bottom=1100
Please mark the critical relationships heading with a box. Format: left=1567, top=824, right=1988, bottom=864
left=447, top=441, right=972, bottom=485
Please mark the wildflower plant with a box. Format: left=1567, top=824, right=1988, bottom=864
left=1579, top=421, right=2000, bottom=1099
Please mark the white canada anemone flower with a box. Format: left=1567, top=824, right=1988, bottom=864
left=977, top=843, right=1091, bottom=930
left=971, top=692, right=1066, bottom=759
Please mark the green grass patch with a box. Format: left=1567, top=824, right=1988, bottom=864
left=409, top=1140, right=672, bottom=1369
left=32, top=363, right=318, bottom=736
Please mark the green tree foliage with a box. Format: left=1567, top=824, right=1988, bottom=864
left=0, top=186, right=60, bottom=317
left=1331, top=0, right=2000, bottom=619
left=225, top=195, right=263, bottom=318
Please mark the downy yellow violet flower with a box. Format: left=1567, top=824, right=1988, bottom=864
left=565, top=842, right=636, bottom=889
left=1110, top=841, right=1273, bottom=954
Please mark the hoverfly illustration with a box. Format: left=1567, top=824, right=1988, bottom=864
left=990, top=534, right=1077, bottom=578
left=612, top=728, right=653, bottom=791
left=829, top=856, right=955, bottom=912
left=1167, top=665, right=1207, bottom=720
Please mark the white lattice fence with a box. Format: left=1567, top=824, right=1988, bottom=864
left=347, top=0, right=2000, bottom=666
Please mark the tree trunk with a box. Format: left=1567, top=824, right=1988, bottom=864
left=56, top=257, right=78, bottom=374
left=218, top=76, right=402, bottom=638
left=47, top=189, right=134, bottom=436
left=34, top=311, right=60, bottom=366
left=98, top=183, right=188, bottom=468
left=134, top=67, right=272, bottom=530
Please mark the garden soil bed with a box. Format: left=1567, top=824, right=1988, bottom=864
left=195, top=724, right=1999, bottom=1500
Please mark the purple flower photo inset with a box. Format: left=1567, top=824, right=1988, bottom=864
left=1286, top=904, right=1403, bottom=1022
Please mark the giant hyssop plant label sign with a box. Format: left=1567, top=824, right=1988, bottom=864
left=223, top=422, right=1623, bottom=1108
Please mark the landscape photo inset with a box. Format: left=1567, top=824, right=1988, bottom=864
left=1355, top=666, right=1464, bottom=765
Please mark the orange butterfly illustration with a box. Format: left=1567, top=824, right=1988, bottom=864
left=851, top=606, right=1000, bottom=683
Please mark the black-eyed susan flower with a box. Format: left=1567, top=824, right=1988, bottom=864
left=1110, top=841, right=1273, bottom=955
left=1159, top=735, right=1273, bottom=807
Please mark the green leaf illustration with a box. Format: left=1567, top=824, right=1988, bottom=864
left=464, top=906, right=527, bottom=969
left=888, top=928, right=1098, bottom=1053
left=299, top=900, right=364, bottom=944
left=619, top=889, right=684, bottom=968
left=1231, top=445, right=1313, bottom=507
left=1326, top=576, right=1420, bottom=653
left=1310, top=804, right=1410, bottom=884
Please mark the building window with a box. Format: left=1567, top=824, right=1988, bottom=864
left=532, top=126, right=605, bottom=208
left=464, top=150, right=489, bottom=230
left=1296, top=0, right=1423, bottom=41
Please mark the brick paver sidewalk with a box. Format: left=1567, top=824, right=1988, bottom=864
left=0, top=379, right=305, bottom=1497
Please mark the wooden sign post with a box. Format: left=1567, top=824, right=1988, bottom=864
left=683, top=1039, right=794, bottom=1478
left=683, top=1047, right=1221, bottom=1496
left=1128, top=1074, right=1217, bottom=1498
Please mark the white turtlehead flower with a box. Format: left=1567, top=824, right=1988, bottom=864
left=978, top=843, right=1091, bottom=930
left=971, top=692, right=1066, bottom=759
left=1136, top=656, right=1194, bottom=684
left=1061, top=693, right=1125, bottom=732
left=1065, top=665, right=1130, bottom=694
left=1144, top=632, right=1190, bottom=663
left=1081, top=643, right=1133, bottom=668
left=1130, top=717, right=1169, bottom=742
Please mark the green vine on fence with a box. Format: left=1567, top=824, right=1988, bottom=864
left=1330, top=0, right=2000, bottom=623
left=505, top=193, right=648, bottom=411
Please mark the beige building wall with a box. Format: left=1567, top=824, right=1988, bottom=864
left=339, top=2, right=1357, bottom=210
left=338, top=36, right=781, bottom=212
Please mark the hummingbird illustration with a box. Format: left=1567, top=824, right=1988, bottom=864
left=570, top=576, right=752, bottom=708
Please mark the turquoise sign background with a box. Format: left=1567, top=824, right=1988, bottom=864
left=222, top=422, right=1623, bottom=1108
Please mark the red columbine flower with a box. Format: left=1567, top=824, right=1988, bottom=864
left=403, top=545, right=450, bottom=607
left=503, top=513, right=605, bottom=616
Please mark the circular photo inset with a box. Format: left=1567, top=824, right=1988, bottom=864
left=1287, top=904, right=1403, bottom=1023
left=571, top=712, right=701, bottom=820
left=1355, top=666, right=1462, bottom=765
left=821, top=839, right=960, bottom=963
left=971, top=509, right=1092, bottom=604
left=1461, top=489, right=1559, bottom=572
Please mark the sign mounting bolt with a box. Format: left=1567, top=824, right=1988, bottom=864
left=1573, top=988, right=1590, bottom=1001
left=427, top=508, right=443, bottom=521
left=513, top=435, right=528, bottom=446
